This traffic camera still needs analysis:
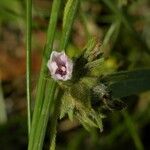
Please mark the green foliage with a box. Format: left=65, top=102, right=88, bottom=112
left=26, top=0, right=32, bottom=135
left=0, top=82, right=7, bottom=124
left=60, top=89, right=104, bottom=132
left=28, top=0, right=81, bottom=150
left=123, top=111, right=144, bottom=150
left=59, top=35, right=150, bottom=137
left=58, top=37, right=110, bottom=130
left=28, top=0, right=61, bottom=149
left=0, top=0, right=150, bottom=149
left=24, top=0, right=150, bottom=149
left=0, top=0, right=24, bottom=24
left=84, top=37, right=97, bottom=59
left=70, top=82, right=91, bottom=107
left=102, top=69, right=150, bottom=98
left=60, top=0, right=79, bottom=50
left=33, top=82, right=57, bottom=150
left=60, top=92, right=75, bottom=121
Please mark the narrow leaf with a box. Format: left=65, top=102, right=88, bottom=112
left=102, top=69, right=150, bottom=98
left=60, top=0, right=79, bottom=50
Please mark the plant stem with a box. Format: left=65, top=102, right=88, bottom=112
left=48, top=1, right=80, bottom=149
left=123, top=111, right=144, bottom=150
left=0, top=81, right=7, bottom=124
left=29, top=0, right=79, bottom=149
left=33, top=81, right=57, bottom=150
left=26, top=0, right=32, bottom=135
left=28, top=0, right=61, bottom=149
left=49, top=89, right=63, bottom=150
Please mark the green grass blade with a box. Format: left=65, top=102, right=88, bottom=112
left=100, top=0, right=150, bottom=54
left=123, top=111, right=144, bottom=150
left=49, top=89, right=63, bottom=150
left=103, top=20, right=120, bottom=47
left=48, top=0, right=80, bottom=149
left=101, top=0, right=132, bottom=31
left=28, top=0, right=61, bottom=149
left=26, top=0, right=32, bottom=135
left=100, top=107, right=150, bottom=146
left=60, top=0, right=79, bottom=50
left=0, top=81, right=7, bottom=124
left=30, top=0, right=80, bottom=149
left=49, top=1, right=80, bottom=149
left=33, top=81, right=57, bottom=150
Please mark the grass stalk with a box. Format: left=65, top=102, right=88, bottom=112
left=123, top=111, right=144, bottom=150
left=60, top=0, right=79, bottom=50
left=28, top=0, right=61, bottom=149
left=49, top=89, right=63, bottom=150
left=102, top=105, right=150, bottom=146
left=49, top=0, right=80, bottom=149
left=29, top=0, right=79, bottom=149
left=101, top=0, right=150, bottom=54
left=0, top=81, right=7, bottom=124
left=26, top=0, right=32, bottom=135
left=33, top=81, right=57, bottom=150
left=49, top=1, right=80, bottom=149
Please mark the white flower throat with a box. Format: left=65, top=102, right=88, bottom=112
left=55, top=65, right=67, bottom=77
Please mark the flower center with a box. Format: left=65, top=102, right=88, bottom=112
left=55, top=65, right=67, bottom=77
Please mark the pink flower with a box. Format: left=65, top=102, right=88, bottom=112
left=47, top=51, right=73, bottom=81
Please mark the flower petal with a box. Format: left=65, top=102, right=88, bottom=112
left=47, top=50, right=73, bottom=81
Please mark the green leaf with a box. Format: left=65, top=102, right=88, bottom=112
left=90, top=110, right=103, bottom=132
left=102, top=20, right=121, bottom=51
left=70, top=82, right=91, bottom=107
left=60, top=92, right=75, bottom=121
left=76, top=111, right=97, bottom=131
left=123, top=111, right=144, bottom=150
left=0, top=0, right=22, bottom=15
left=75, top=108, right=104, bottom=132
left=85, top=58, right=104, bottom=69
left=103, top=69, right=150, bottom=98
left=60, top=0, right=79, bottom=50
left=107, top=99, right=127, bottom=111
left=49, top=89, right=63, bottom=150
left=32, top=82, right=57, bottom=150
left=101, top=0, right=150, bottom=54
left=84, top=37, right=97, bottom=59
left=76, top=115, right=93, bottom=131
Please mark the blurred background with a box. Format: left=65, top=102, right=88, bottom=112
left=0, top=0, right=150, bottom=149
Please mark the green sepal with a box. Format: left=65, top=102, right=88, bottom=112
left=60, top=92, right=75, bottom=121
left=83, top=37, right=97, bottom=59
left=70, top=82, right=91, bottom=107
